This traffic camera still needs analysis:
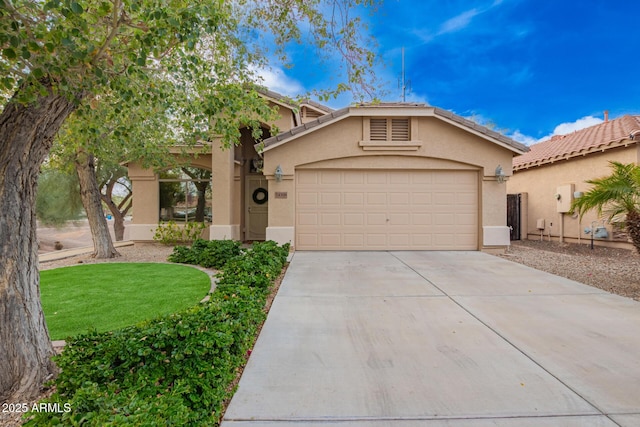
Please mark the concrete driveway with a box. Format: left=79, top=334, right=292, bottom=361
left=222, top=251, right=640, bottom=426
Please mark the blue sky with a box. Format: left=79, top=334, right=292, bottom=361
left=259, top=0, right=640, bottom=145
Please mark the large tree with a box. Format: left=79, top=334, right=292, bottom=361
left=0, top=0, right=378, bottom=401
left=571, top=161, right=640, bottom=253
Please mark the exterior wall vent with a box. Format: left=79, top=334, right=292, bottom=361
left=369, top=118, right=410, bottom=141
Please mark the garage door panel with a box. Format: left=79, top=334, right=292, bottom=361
left=297, top=192, right=318, bottom=205
left=412, top=173, right=433, bottom=184
left=320, top=234, right=341, bottom=246
left=412, top=234, right=432, bottom=246
left=366, top=172, right=387, bottom=184
left=297, top=233, right=318, bottom=247
left=433, top=192, right=455, bottom=205
left=298, top=213, right=318, bottom=226
left=389, top=172, right=410, bottom=184
left=389, top=213, right=410, bottom=225
left=367, top=193, right=387, bottom=204
left=321, top=193, right=341, bottom=205
left=296, top=170, right=478, bottom=250
left=412, top=193, right=432, bottom=204
left=344, top=234, right=364, bottom=247
left=344, top=213, right=365, bottom=226
left=434, top=214, right=455, bottom=225
left=457, top=192, right=476, bottom=205
left=321, top=213, right=341, bottom=226
left=366, top=234, right=387, bottom=247
left=343, top=171, right=365, bottom=184
left=388, top=234, right=410, bottom=246
left=412, top=213, right=432, bottom=226
left=367, top=213, right=387, bottom=225
left=343, top=193, right=364, bottom=205
left=457, top=213, right=477, bottom=226
left=320, top=171, right=341, bottom=185
left=389, top=192, right=410, bottom=205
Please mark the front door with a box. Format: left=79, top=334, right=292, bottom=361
left=245, top=176, right=268, bottom=240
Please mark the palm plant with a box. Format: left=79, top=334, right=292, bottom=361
left=571, top=161, right=640, bottom=253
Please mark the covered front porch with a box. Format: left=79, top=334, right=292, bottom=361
left=126, top=127, right=271, bottom=243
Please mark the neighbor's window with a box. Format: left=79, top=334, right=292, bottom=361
left=159, top=167, right=212, bottom=223
left=370, top=118, right=410, bottom=141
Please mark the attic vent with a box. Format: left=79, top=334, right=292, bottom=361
left=303, top=106, right=323, bottom=119
left=391, top=118, right=409, bottom=141
left=370, top=118, right=387, bottom=141
left=369, top=118, right=410, bottom=141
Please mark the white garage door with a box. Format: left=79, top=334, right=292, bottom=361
left=296, top=170, right=478, bottom=250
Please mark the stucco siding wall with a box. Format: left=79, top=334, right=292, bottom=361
left=507, top=146, right=638, bottom=246
left=264, top=117, right=514, bottom=179
left=263, top=115, right=516, bottom=249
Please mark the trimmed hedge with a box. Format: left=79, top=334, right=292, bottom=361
left=27, top=241, right=290, bottom=426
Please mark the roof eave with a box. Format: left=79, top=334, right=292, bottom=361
left=260, top=104, right=528, bottom=154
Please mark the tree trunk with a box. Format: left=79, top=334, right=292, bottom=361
left=102, top=192, right=131, bottom=241
left=0, top=88, right=79, bottom=402
left=627, top=210, right=640, bottom=254
left=194, top=182, right=208, bottom=222
left=75, top=149, right=120, bottom=258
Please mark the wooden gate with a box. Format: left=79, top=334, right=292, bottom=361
left=507, top=193, right=521, bottom=241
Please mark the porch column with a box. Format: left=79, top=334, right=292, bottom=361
left=210, top=143, right=240, bottom=240
left=127, top=161, right=159, bottom=241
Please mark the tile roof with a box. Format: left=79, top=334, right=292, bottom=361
left=261, top=103, right=528, bottom=154
left=513, top=115, right=640, bottom=170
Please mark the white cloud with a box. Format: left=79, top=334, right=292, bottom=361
left=511, top=115, right=605, bottom=146
left=509, top=130, right=538, bottom=146
left=438, top=9, right=480, bottom=35
left=548, top=115, right=603, bottom=137
left=251, top=66, right=305, bottom=97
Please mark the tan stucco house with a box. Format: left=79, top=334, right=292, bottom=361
left=126, top=91, right=528, bottom=251
left=507, top=114, right=640, bottom=249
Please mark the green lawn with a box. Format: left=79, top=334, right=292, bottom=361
left=40, top=263, right=211, bottom=340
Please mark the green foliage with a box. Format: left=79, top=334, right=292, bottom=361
left=36, top=168, right=84, bottom=226
left=152, top=221, right=206, bottom=245
left=168, top=239, right=242, bottom=269
left=26, top=241, right=290, bottom=426
left=570, top=161, right=640, bottom=253
left=217, top=241, right=290, bottom=290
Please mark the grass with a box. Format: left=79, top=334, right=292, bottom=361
left=40, top=263, right=211, bottom=340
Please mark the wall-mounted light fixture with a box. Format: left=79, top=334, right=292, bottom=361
left=495, top=165, right=506, bottom=184
left=274, top=165, right=283, bottom=182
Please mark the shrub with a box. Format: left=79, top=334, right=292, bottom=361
left=153, top=221, right=206, bottom=245
left=216, top=241, right=290, bottom=290
left=26, top=241, right=290, bottom=426
left=197, top=239, right=242, bottom=269
left=168, top=239, right=242, bottom=269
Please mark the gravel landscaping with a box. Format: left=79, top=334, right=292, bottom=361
left=498, top=240, right=640, bottom=301
left=39, top=243, right=175, bottom=271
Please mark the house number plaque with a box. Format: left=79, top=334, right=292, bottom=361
left=275, top=192, right=288, bottom=199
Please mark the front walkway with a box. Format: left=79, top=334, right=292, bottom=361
left=222, top=251, right=640, bottom=426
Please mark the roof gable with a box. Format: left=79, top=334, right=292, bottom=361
left=513, top=115, right=640, bottom=170
left=260, top=103, right=528, bottom=155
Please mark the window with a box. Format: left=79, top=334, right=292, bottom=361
left=369, top=118, right=410, bottom=141
left=159, top=167, right=212, bottom=223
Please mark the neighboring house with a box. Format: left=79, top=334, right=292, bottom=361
left=507, top=114, right=640, bottom=250
left=126, top=91, right=528, bottom=251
